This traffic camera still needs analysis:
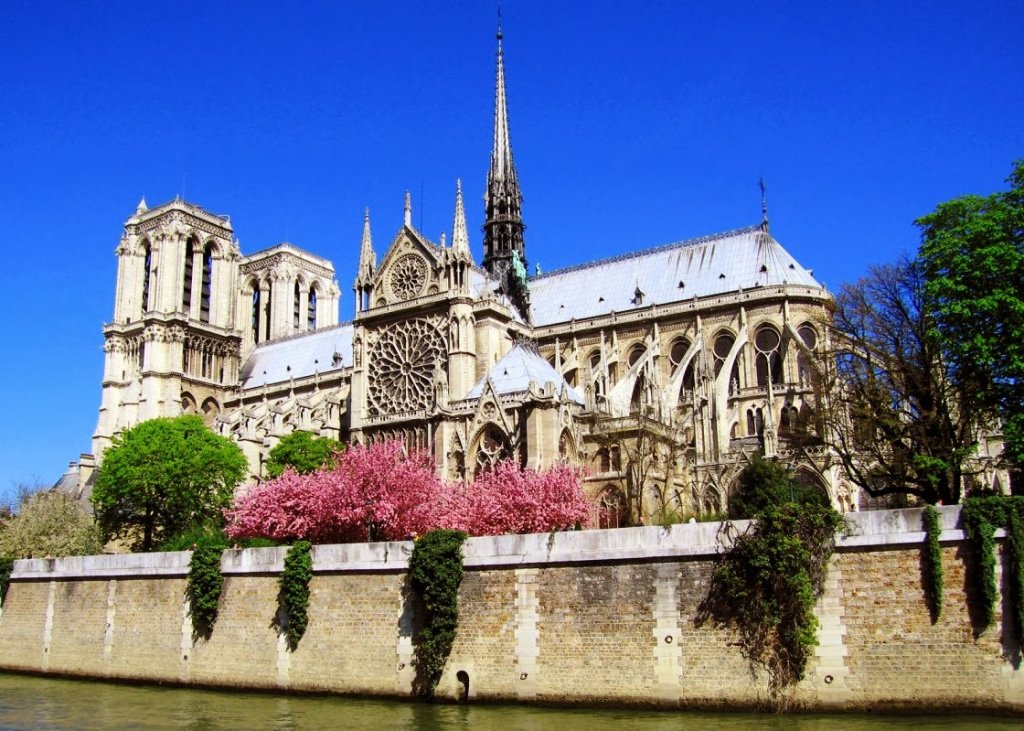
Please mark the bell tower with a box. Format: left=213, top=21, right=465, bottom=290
left=93, top=197, right=242, bottom=457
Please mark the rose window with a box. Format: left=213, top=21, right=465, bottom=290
left=389, top=254, right=428, bottom=301
left=367, top=319, right=446, bottom=415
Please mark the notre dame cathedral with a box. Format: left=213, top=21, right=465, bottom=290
left=81, top=27, right=860, bottom=525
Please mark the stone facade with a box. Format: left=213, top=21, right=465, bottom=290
left=0, top=507, right=1020, bottom=711
left=62, top=28, right=895, bottom=521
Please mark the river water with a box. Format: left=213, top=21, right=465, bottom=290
left=0, top=673, right=1017, bottom=730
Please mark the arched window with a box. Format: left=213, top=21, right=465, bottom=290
left=754, top=326, right=783, bottom=387
left=250, top=284, right=261, bottom=344
left=307, top=286, right=318, bottom=330
left=263, top=283, right=273, bottom=342
left=702, top=486, right=722, bottom=516
left=141, top=242, right=152, bottom=312
left=797, top=323, right=818, bottom=388
left=182, top=237, right=195, bottom=311
left=669, top=338, right=689, bottom=375
left=589, top=350, right=605, bottom=398
left=200, top=244, right=213, bottom=323
left=627, top=344, right=646, bottom=368
left=293, top=281, right=301, bottom=329
left=713, top=333, right=734, bottom=379
left=474, top=425, right=511, bottom=476
left=598, top=486, right=628, bottom=529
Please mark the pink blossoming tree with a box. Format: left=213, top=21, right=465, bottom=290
left=226, top=441, right=443, bottom=543
left=226, top=440, right=593, bottom=543
left=444, top=461, right=592, bottom=536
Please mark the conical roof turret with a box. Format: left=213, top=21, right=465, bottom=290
left=451, top=179, right=472, bottom=260
left=357, top=208, right=376, bottom=282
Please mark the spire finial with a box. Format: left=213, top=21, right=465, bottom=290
left=452, top=178, right=471, bottom=258
left=136, top=196, right=148, bottom=214
left=759, top=177, right=769, bottom=232
left=497, top=1, right=503, bottom=41
left=358, top=207, right=376, bottom=280
left=404, top=190, right=412, bottom=227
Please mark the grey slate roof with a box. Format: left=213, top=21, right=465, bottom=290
left=528, top=225, right=823, bottom=326
left=465, top=344, right=585, bottom=404
left=240, top=323, right=353, bottom=389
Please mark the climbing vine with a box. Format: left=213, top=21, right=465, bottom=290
left=409, top=529, right=468, bottom=699
left=187, top=544, right=226, bottom=640
left=278, top=540, right=313, bottom=651
left=961, top=496, right=1024, bottom=643
left=0, top=556, right=13, bottom=606
left=697, top=503, right=845, bottom=695
left=921, top=505, right=944, bottom=622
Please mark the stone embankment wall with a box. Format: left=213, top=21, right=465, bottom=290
left=0, top=506, right=1021, bottom=711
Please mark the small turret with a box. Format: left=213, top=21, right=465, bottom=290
left=354, top=208, right=376, bottom=313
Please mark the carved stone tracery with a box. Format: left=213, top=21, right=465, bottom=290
left=367, top=318, right=447, bottom=415
left=388, top=254, right=428, bottom=301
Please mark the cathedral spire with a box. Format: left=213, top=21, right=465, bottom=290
left=759, top=177, right=770, bottom=233
left=358, top=208, right=376, bottom=280
left=452, top=179, right=471, bottom=259
left=482, top=14, right=530, bottom=321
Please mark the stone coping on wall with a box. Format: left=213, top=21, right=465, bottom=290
left=9, top=505, right=980, bottom=581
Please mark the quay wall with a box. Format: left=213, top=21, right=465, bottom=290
left=0, top=506, right=1021, bottom=712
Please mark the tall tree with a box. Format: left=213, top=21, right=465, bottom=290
left=917, top=160, right=1024, bottom=473
left=92, top=415, right=248, bottom=551
left=264, top=431, right=343, bottom=478
left=821, top=258, right=974, bottom=504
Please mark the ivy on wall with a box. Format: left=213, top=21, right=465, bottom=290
left=409, top=529, right=468, bottom=699
left=0, top=556, right=13, bottom=606
left=961, top=496, right=1024, bottom=644
left=187, top=545, right=226, bottom=640
left=278, top=541, right=313, bottom=651
left=921, top=505, right=944, bottom=622
left=697, top=503, right=845, bottom=696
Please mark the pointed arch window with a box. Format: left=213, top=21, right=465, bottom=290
left=754, top=326, right=784, bottom=387
left=307, top=286, right=318, bottom=330
left=250, top=284, right=261, bottom=344
left=182, top=237, right=195, bottom=311
left=713, top=332, right=741, bottom=392
left=474, top=425, right=511, bottom=476
left=141, top=242, right=153, bottom=313
left=200, top=244, right=213, bottom=323
left=293, top=281, right=301, bottom=329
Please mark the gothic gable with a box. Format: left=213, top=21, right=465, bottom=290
left=373, top=227, right=445, bottom=307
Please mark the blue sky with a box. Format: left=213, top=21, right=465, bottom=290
left=0, top=1, right=1020, bottom=503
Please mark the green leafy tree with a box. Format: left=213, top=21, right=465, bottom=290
left=0, top=490, right=101, bottom=559
left=917, top=160, right=1024, bottom=473
left=92, top=415, right=248, bottom=551
left=729, top=455, right=828, bottom=520
left=264, top=431, right=343, bottom=479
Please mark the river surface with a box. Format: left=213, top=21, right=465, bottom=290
left=0, top=672, right=1017, bottom=730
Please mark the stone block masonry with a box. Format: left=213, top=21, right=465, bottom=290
left=0, top=506, right=1020, bottom=712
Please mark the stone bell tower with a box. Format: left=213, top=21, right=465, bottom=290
left=92, top=197, right=242, bottom=457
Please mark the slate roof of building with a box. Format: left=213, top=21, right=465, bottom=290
left=240, top=322, right=353, bottom=389
left=465, top=343, right=585, bottom=404
left=528, top=225, right=824, bottom=326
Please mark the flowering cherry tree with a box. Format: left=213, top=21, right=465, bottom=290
left=226, top=441, right=443, bottom=543
left=446, top=461, right=592, bottom=536
left=226, top=440, right=593, bottom=543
